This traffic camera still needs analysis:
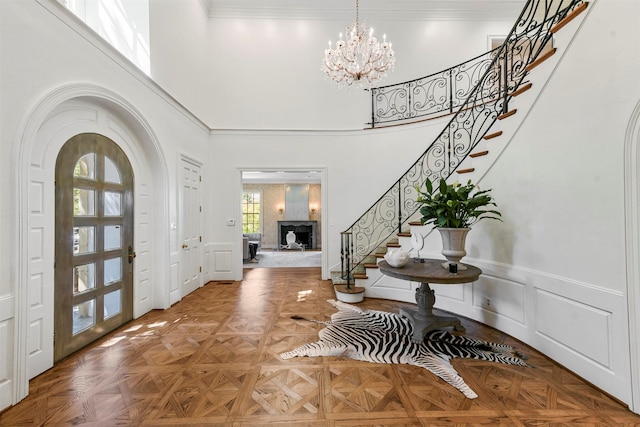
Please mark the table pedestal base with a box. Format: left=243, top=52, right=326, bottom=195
left=400, top=282, right=465, bottom=343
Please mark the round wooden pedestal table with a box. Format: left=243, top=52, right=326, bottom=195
left=378, top=259, right=482, bottom=342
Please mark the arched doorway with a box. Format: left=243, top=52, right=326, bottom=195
left=13, top=84, right=171, bottom=406
left=54, top=133, right=135, bottom=361
left=624, top=99, right=640, bottom=413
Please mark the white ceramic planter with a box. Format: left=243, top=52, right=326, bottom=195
left=437, top=227, right=470, bottom=270
left=334, top=285, right=365, bottom=303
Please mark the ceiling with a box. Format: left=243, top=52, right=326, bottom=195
left=204, top=0, right=526, bottom=21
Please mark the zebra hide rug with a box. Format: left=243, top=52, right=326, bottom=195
left=280, top=299, right=528, bottom=399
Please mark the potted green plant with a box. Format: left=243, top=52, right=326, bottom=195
left=415, top=178, right=501, bottom=269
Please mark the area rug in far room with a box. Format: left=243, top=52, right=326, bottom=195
left=244, top=249, right=321, bottom=268
left=280, top=299, right=528, bottom=398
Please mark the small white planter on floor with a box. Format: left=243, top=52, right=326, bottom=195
left=334, top=284, right=365, bottom=303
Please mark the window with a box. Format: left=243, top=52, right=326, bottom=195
left=58, top=0, right=151, bottom=75
left=242, top=192, right=261, bottom=233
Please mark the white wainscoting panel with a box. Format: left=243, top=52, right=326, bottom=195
left=535, top=289, right=612, bottom=368
left=169, top=256, right=180, bottom=306
left=364, top=267, right=415, bottom=302
left=134, top=181, right=153, bottom=316
left=209, top=243, right=235, bottom=280
left=472, top=274, right=525, bottom=324
left=432, top=281, right=466, bottom=302
left=29, top=181, right=43, bottom=213
left=0, top=295, right=15, bottom=410
left=203, top=243, right=212, bottom=283
left=214, top=250, right=233, bottom=273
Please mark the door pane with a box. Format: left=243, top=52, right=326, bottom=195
left=74, top=263, right=96, bottom=294
left=104, top=257, right=122, bottom=286
left=74, top=189, right=96, bottom=216
left=104, top=156, right=121, bottom=184
left=104, top=290, right=122, bottom=320
left=104, top=191, right=121, bottom=216
left=73, top=299, right=95, bottom=335
left=104, top=225, right=121, bottom=250
left=73, top=226, right=95, bottom=254
left=74, top=153, right=96, bottom=180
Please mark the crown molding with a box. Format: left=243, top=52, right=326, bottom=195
left=205, top=0, right=526, bottom=21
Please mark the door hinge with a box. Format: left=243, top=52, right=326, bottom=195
left=200, top=206, right=202, bottom=213
left=199, top=266, right=202, bottom=273
left=199, top=175, right=202, bottom=182
left=199, top=236, right=202, bottom=242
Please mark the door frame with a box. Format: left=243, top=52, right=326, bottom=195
left=238, top=166, right=329, bottom=280
left=176, top=154, right=203, bottom=304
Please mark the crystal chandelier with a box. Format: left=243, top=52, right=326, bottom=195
left=322, top=0, right=395, bottom=88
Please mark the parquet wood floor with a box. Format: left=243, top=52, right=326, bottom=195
left=2, top=267, right=640, bottom=426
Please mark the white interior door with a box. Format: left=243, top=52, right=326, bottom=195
left=180, top=158, right=202, bottom=297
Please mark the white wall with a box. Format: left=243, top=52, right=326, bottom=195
left=207, top=119, right=448, bottom=280
left=201, top=17, right=517, bottom=129
left=149, top=0, right=210, bottom=121
left=0, top=0, right=209, bottom=408
left=473, top=0, right=639, bottom=403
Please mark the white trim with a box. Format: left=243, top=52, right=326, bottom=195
left=624, top=99, right=640, bottom=413
left=205, top=0, right=526, bottom=21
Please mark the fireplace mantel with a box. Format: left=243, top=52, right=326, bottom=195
left=277, top=220, right=317, bottom=249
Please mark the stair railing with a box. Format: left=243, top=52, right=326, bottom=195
left=340, top=0, right=585, bottom=282
left=369, top=47, right=511, bottom=128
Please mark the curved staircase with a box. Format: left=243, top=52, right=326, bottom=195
left=333, top=0, right=589, bottom=300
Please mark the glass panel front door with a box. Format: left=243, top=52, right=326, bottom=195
left=55, top=133, right=134, bottom=361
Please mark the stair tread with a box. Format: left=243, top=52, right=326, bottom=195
left=551, top=3, right=588, bottom=34
left=470, top=150, right=489, bottom=158
left=525, top=47, right=556, bottom=72
left=498, top=109, right=517, bottom=120
left=484, top=130, right=503, bottom=140
left=457, top=168, right=475, bottom=174
left=511, top=82, right=532, bottom=97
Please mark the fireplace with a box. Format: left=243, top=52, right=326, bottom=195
left=278, top=221, right=317, bottom=249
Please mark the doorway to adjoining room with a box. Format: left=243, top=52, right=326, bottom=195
left=241, top=170, right=322, bottom=268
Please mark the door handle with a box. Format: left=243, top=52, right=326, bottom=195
left=128, top=245, right=137, bottom=264
left=182, top=244, right=189, bottom=249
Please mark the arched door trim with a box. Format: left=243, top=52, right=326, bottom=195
left=12, top=83, right=170, bottom=404
left=624, top=99, right=640, bottom=413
